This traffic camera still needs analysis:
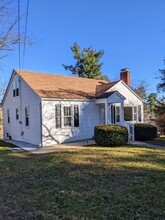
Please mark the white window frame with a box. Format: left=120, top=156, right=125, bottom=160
left=63, top=106, right=72, bottom=127
left=25, top=106, right=30, bottom=128
left=115, top=106, right=120, bottom=123
left=16, top=108, right=19, bottom=120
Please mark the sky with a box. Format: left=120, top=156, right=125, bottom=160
left=0, top=0, right=165, bottom=95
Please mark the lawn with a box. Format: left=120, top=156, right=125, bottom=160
left=146, top=136, right=165, bottom=147
left=0, top=141, right=165, bottom=220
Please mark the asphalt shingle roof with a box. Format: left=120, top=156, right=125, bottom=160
left=15, top=69, right=118, bottom=99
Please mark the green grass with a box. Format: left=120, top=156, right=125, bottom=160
left=0, top=140, right=165, bottom=219
left=146, top=136, right=165, bottom=147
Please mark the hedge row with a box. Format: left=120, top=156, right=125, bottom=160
left=134, top=123, right=157, bottom=141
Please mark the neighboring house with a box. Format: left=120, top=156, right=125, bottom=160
left=2, top=68, right=144, bottom=146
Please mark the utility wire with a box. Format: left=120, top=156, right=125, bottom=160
left=22, top=0, right=30, bottom=69
left=18, top=0, right=21, bottom=72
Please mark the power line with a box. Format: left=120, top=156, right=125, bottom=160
left=22, top=0, right=30, bottom=69
left=17, top=0, right=21, bottom=72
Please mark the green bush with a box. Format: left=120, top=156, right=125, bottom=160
left=134, top=123, right=157, bottom=141
left=94, top=125, right=128, bottom=147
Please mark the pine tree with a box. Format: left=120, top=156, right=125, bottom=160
left=63, top=43, right=104, bottom=79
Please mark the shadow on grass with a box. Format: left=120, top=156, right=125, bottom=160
left=0, top=141, right=165, bottom=219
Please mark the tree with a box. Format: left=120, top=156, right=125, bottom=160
left=147, top=93, right=157, bottom=118
left=155, top=61, right=165, bottom=134
left=134, top=81, right=147, bottom=101
left=134, top=81, right=148, bottom=122
left=0, top=1, right=22, bottom=58
left=102, top=74, right=111, bottom=82
left=63, top=43, right=104, bottom=79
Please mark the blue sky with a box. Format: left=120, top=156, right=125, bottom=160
left=1, top=0, right=165, bottom=95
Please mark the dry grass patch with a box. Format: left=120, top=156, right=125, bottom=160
left=0, top=141, right=165, bottom=219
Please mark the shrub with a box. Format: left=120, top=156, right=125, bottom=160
left=156, top=113, right=165, bottom=135
left=94, top=125, right=128, bottom=147
left=134, top=123, right=157, bottom=141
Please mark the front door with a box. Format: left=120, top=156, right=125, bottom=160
left=110, top=105, right=121, bottom=124
left=111, top=105, right=116, bottom=124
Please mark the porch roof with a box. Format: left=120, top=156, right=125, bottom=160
left=96, top=91, right=126, bottom=100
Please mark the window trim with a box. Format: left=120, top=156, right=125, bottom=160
left=25, top=107, right=30, bottom=127
left=7, top=109, right=10, bottom=124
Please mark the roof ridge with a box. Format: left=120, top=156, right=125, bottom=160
left=14, top=69, right=108, bottom=83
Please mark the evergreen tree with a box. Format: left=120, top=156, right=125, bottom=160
left=63, top=43, right=104, bottom=79
left=134, top=81, right=148, bottom=122
left=147, top=93, right=157, bottom=117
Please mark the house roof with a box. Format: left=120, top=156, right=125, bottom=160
left=15, top=69, right=119, bottom=99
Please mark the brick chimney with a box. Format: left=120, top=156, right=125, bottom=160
left=120, top=68, right=130, bottom=86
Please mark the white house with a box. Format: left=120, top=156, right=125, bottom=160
left=2, top=68, right=144, bottom=146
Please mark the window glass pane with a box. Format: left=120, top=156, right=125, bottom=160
left=74, top=105, right=79, bottom=127
left=64, top=117, right=71, bottom=126
left=25, top=107, right=29, bottom=126
left=134, top=114, right=137, bottom=121
left=124, top=107, right=132, bottom=121
left=116, top=106, right=120, bottom=122
left=16, top=109, right=19, bottom=120
left=7, top=110, right=10, bottom=123
left=116, top=106, right=120, bottom=114
left=64, top=106, right=71, bottom=116
left=134, top=106, right=137, bottom=113
left=55, top=105, right=61, bottom=128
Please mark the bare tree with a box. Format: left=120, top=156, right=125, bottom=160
left=0, top=0, right=22, bottom=58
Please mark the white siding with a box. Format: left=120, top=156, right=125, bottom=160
left=107, top=81, right=144, bottom=122
left=42, top=100, right=99, bottom=146
left=3, top=73, right=41, bottom=145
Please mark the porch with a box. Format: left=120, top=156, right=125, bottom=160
left=95, top=91, right=143, bottom=141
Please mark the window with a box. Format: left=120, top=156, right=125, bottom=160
left=16, top=108, right=19, bottom=120
left=138, top=105, right=142, bottom=122
left=134, top=106, right=137, bottom=122
left=13, top=81, right=19, bottom=97
left=64, top=106, right=71, bottom=127
left=25, top=107, right=29, bottom=127
left=55, top=105, right=79, bottom=128
left=99, top=105, right=105, bottom=124
left=7, top=109, right=10, bottom=123
left=55, top=105, right=61, bottom=128
left=74, top=105, right=79, bottom=127
left=116, top=106, right=120, bottom=122
left=124, top=107, right=132, bottom=121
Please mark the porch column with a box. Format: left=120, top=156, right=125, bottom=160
left=121, top=101, right=124, bottom=124
left=105, top=100, right=108, bottom=124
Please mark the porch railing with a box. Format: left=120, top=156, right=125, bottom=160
left=124, top=122, right=135, bottom=141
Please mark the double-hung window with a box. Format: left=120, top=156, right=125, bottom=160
left=7, top=109, right=10, bottom=123
left=55, top=104, right=79, bottom=128
left=25, top=107, right=30, bottom=127
left=16, top=108, right=19, bottom=120
left=55, top=105, right=61, bottom=128
left=13, top=81, right=19, bottom=97
left=115, top=106, right=120, bottom=122
left=74, top=105, right=79, bottom=127
left=64, top=106, right=72, bottom=127
left=138, top=105, right=142, bottom=122
left=134, top=106, right=137, bottom=122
